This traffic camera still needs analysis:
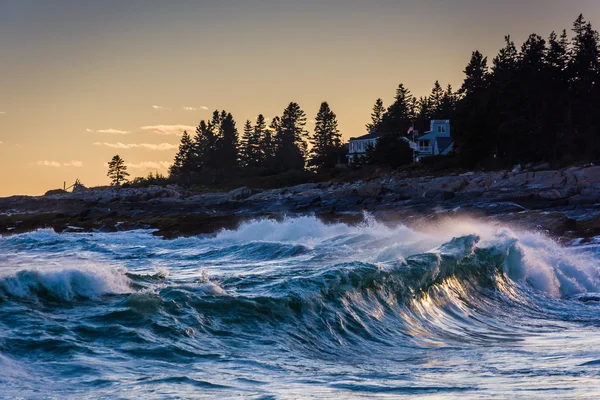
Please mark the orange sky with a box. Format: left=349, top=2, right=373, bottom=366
left=1, top=0, right=599, bottom=196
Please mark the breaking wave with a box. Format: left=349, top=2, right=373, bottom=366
left=1, top=215, right=600, bottom=397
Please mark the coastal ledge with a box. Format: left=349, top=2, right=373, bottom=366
left=1, top=165, right=600, bottom=241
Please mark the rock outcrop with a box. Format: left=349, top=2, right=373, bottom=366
left=2, top=165, right=600, bottom=240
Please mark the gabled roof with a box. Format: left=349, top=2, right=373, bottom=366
left=436, top=137, right=453, bottom=154
left=349, top=131, right=385, bottom=141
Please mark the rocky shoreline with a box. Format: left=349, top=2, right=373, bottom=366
left=2, top=165, right=600, bottom=241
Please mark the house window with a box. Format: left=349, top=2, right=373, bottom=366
left=437, top=125, right=445, bottom=133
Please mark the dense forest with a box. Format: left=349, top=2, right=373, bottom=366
left=165, top=14, right=600, bottom=186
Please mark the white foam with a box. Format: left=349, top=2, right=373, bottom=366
left=0, top=265, right=131, bottom=301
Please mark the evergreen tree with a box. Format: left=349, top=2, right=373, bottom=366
left=260, top=116, right=279, bottom=170
left=439, top=84, right=457, bottom=118
left=518, top=33, right=548, bottom=161
left=107, top=155, right=129, bottom=186
left=217, top=112, right=239, bottom=170
left=240, top=120, right=254, bottom=168
left=365, top=98, right=385, bottom=132
left=570, top=14, right=600, bottom=157
left=169, top=130, right=195, bottom=182
left=194, top=120, right=217, bottom=171
left=489, top=35, right=520, bottom=161
left=429, top=80, right=444, bottom=118
left=545, top=30, right=571, bottom=162
left=380, top=84, right=415, bottom=137
left=309, top=101, right=343, bottom=171
left=455, top=50, right=491, bottom=167
left=274, top=102, right=308, bottom=171
left=415, top=96, right=433, bottom=133
left=253, top=114, right=268, bottom=166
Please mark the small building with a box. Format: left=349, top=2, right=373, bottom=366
left=411, top=120, right=453, bottom=159
left=347, top=119, right=454, bottom=164
left=347, top=129, right=383, bottom=164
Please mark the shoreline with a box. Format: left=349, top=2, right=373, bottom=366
left=1, top=165, right=600, bottom=241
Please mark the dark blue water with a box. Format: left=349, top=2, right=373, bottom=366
left=1, top=216, right=600, bottom=399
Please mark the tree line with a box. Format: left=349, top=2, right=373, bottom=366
left=169, top=102, right=344, bottom=184
left=163, top=13, right=600, bottom=185
left=362, top=14, right=600, bottom=169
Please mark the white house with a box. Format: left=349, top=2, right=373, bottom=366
left=347, top=129, right=383, bottom=164
left=348, top=120, right=454, bottom=164
left=411, top=120, right=453, bottom=158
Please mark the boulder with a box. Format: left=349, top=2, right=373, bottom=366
left=226, top=187, right=258, bottom=201
left=356, top=182, right=387, bottom=197
left=423, top=189, right=455, bottom=201
left=574, top=166, right=600, bottom=185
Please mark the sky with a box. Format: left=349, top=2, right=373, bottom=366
left=1, top=0, right=599, bottom=196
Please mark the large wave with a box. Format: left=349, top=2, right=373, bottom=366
left=1, top=216, right=598, bottom=347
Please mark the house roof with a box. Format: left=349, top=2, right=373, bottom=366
left=416, top=130, right=438, bottom=141
left=349, top=131, right=385, bottom=141
left=436, top=137, right=453, bottom=153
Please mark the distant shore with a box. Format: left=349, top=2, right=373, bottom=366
left=2, top=164, right=600, bottom=242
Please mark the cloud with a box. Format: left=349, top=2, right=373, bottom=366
left=37, top=160, right=82, bottom=167
left=200, top=106, right=209, bottom=110
left=308, top=119, right=316, bottom=124
left=126, top=161, right=172, bottom=170
left=0, top=141, right=3, bottom=145
left=87, top=128, right=130, bottom=135
left=93, top=142, right=177, bottom=151
left=37, top=160, right=62, bottom=167
left=152, top=105, right=171, bottom=111
left=0, top=112, right=5, bottom=115
left=182, top=106, right=196, bottom=111
left=140, top=124, right=195, bottom=136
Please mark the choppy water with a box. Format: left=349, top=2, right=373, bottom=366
left=1, top=215, right=600, bottom=399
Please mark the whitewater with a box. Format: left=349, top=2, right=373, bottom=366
left=1, top=215, right=600, bottom=399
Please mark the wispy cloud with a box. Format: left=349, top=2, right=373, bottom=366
left=182, top=106, right=196, bottom=111
left=87, top=128, right=130, bottom=135
left=127, top=161, right=172, bottom=170
left=37, top=160, right=83, bottom=168
left=152, top=105, right=171, bottom=111
left=93, top=142, right=177, bottom=151
left=0, top=141, right=3, bottom=145
left=200, top=106, right=209, bottom=110
left=140, top=124, right=195, bottom=136
left=0, top=111, right=5, bottom=115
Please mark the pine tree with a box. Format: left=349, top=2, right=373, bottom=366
left=254, top=114, right=268, bottom=166
left=379, top=83, right=415, bottom=137
left=570, top=14, right=600, bottom=157
left=455, top=50, right=491, bottom=167
left=217, top=112, right=239, bottom=170
left=240, top=120, right=254, bottom=168
left=274, top=102, right=308, bottom=171
left=429, top=80, right=444, bottom=118
left=545, top=30, right=571, bottom=162
left=309, top=101, right=342, bottom=171
left=518, top=33, right=548, bottom=161
left=439, top=84, right=457, bottom=118
left=194, top=120, right=217, bottom=171
left=260, top=116, right=278, bottom=170
left=365, top=98, right=385, bottom=132
left=169, top=130, right=195, bottom=182
left=107, top=155, right=130, bottom=186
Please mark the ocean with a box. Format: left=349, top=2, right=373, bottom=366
left=1, top=215, right=600, bottom=399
